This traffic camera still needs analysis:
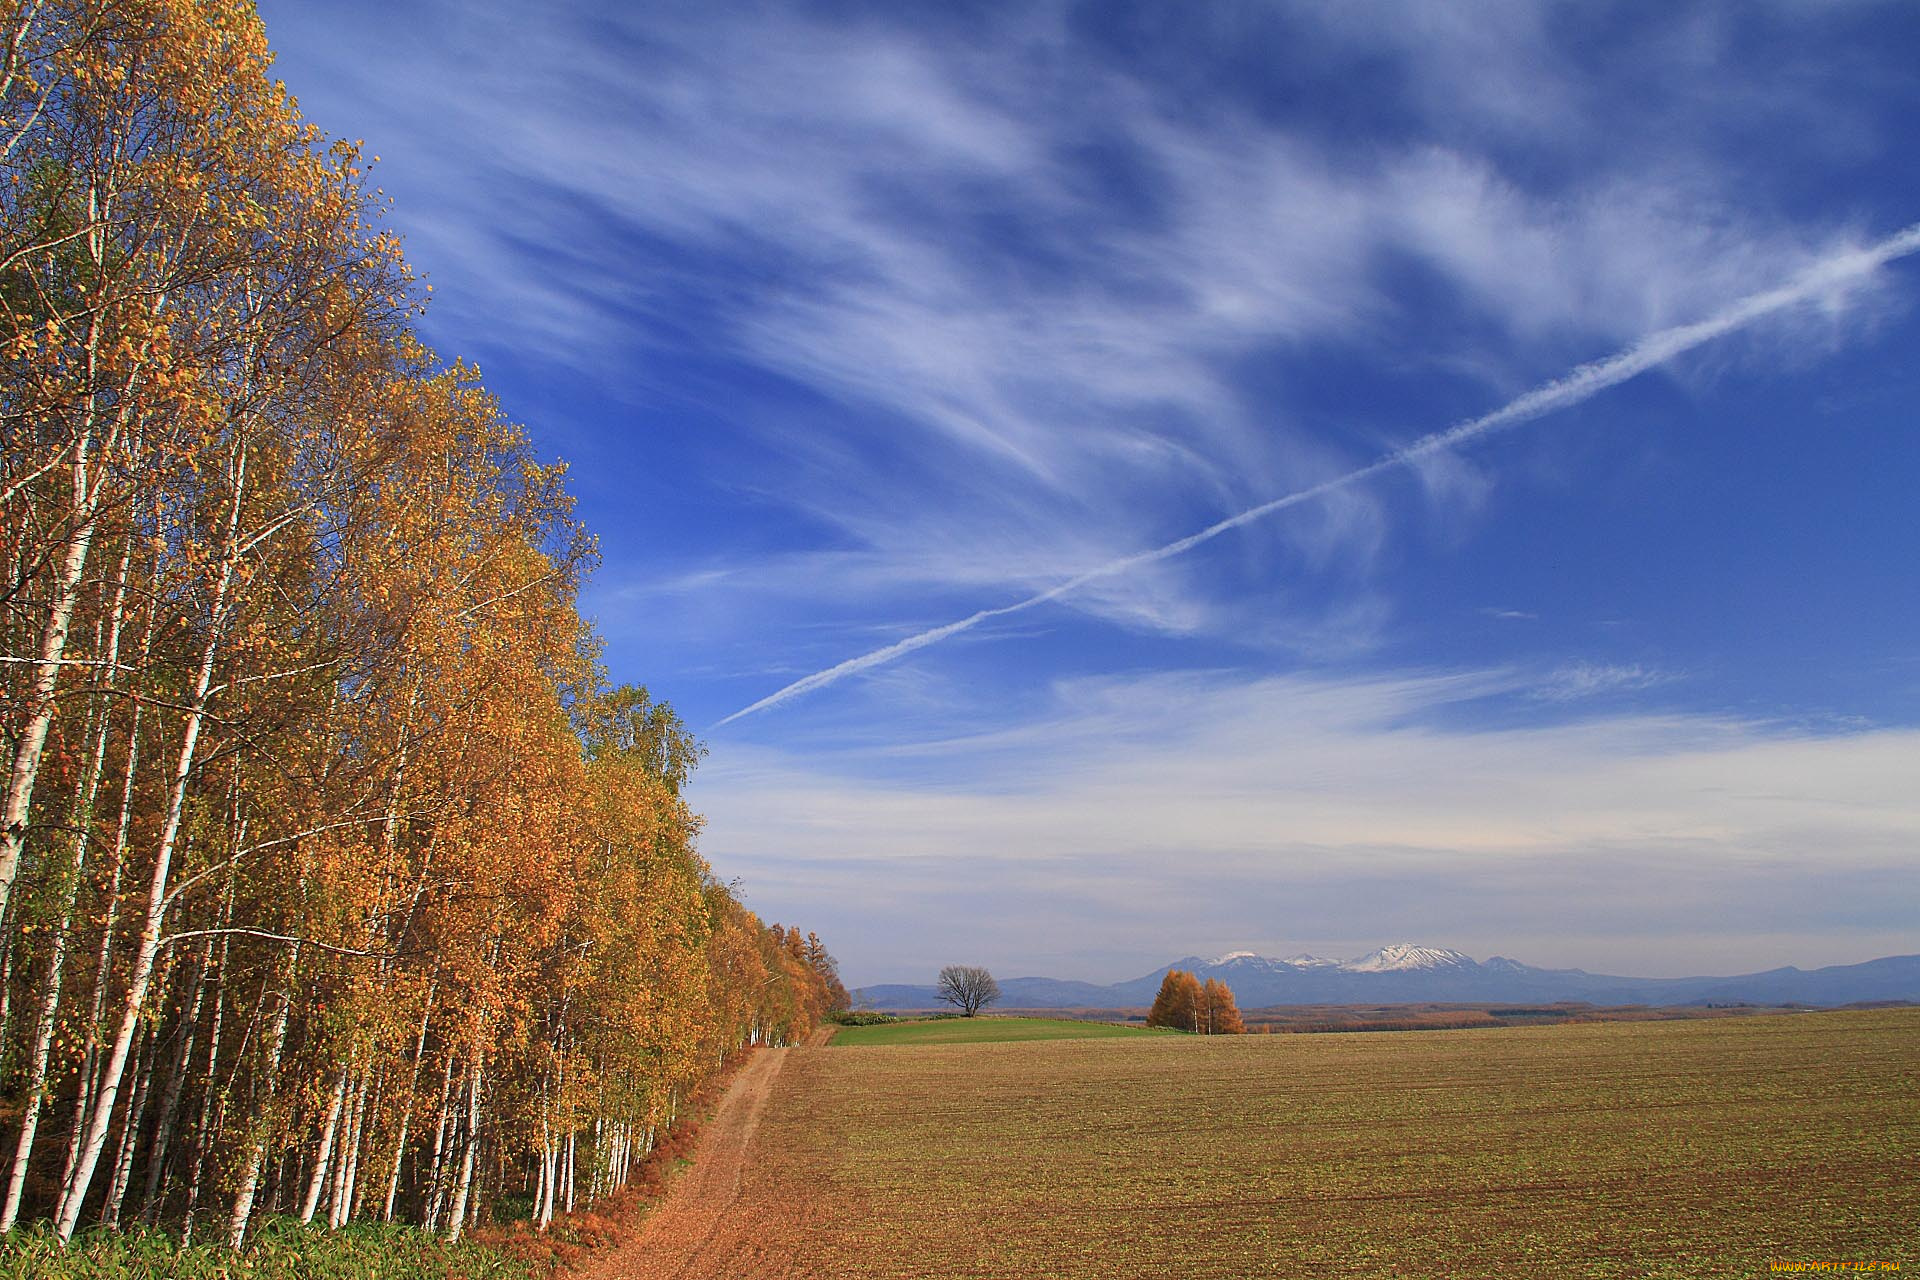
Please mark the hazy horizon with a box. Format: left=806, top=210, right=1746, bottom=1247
left=843, top=938, right=1919, bottom=993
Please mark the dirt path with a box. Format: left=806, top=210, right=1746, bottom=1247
left=584, top=1032, right=829, bottom=1280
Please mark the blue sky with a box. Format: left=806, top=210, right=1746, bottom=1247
left=258, top=1, right=1920, bottom=986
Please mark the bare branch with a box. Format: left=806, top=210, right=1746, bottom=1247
left=162, top=811, right=428, bottom=913
left=158, top=928, right=377, bottom=959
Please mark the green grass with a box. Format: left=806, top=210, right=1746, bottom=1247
left=829, top=1015, right=1169, bottom=1046
left=0, top=1217, right=534, bottom=1280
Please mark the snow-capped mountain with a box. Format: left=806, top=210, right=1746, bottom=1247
left=1112, top=944, right=1503, bottom=1002
left=1343, top=944, right=1475, bottom=973
left=854, top=947, right=1920, bottom=1010
left=1207, top=944, right=1476, bottom=975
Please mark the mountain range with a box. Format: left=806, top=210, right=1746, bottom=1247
left=854, top=946, right=1920, bottom=1010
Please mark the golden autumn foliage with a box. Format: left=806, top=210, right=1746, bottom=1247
left=0, top=0, right=841, bottom=1248
left=1146, top=971, right=1244, bottom=1034
left=1201, top=977, right=1245, bottom=1035
left=1146, top=970, right=1202, bottom=1031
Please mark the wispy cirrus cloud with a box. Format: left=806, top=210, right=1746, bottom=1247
left=1532, top=661, right=1676, bottom=703
left=267, top=0, right=1909, bottom=666
left=717, top=217, right=1920, bottom=724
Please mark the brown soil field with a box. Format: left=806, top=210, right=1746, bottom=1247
left=597, top=1008, right=1919, bottom=1279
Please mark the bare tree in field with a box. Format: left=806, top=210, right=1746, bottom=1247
left=937, top=966, right=1002, bottom=1017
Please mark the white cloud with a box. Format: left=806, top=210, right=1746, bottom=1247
left=1531, top=662, right=1675, bottom=702
left=693, top=668, right=1920, bottom=982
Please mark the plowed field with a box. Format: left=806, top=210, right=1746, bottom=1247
left=603, top=1008, right=1919, bottom=1279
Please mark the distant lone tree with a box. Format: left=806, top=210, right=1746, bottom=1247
left=1147, top=970, right=1245, bottom=1033
left=937, top=965, right=1002, bottom=1016
left=1201, top=977, right=1246, bottom=1034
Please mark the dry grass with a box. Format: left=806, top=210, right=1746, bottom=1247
left=745, top=1008, right=1919, bottom=1278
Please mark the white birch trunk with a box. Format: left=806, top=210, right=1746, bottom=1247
left=226, top=944, right=298, bottom=1248
left=532, top=1115, right=551, bottom=1230
left=0, top=388, right=98, bottom=924
left=381, top=983, right=434, bottom=1222
left=0, top=748, right=94, bottom=1229
left=69, top=650, right=147, bottom=1176
left=99, top=1023, right=151, bottom=1228
left=329, top=1069, right=370, bottom=1228
left=444, top=1055, right=482, bottom=1243
left=52, top=444, right=250, bottom=1242
left=423, top=1050, right=456, bottom=1231
left=0, top=180, right=130, bottom=927
left=141, top=932, right=214, bottom=1222
left=564, top=1126, right=576, bottom=1215
left=299, top=1062, right=349, bottom=1224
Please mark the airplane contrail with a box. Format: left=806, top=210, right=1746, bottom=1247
left=717, top=220, right=1920, bottom=728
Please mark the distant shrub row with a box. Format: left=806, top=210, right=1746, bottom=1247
left=827, top=1010, right=899, bottom=1026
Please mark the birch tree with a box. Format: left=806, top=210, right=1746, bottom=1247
left=0, top=1, right=846, bottom=1249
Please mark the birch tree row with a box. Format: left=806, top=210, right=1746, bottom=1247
left=0, top=0, right=846, bottom=1247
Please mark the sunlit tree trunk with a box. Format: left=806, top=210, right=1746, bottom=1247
left=0, top=240, right=110, bottom=926
left=1, top=540, right=130, bottom=1228
left=423, top=1050, right=457, bottom=1231
left=532, top=1110, right=552, bottom=1230
left=564, top=1126, right=577, bottom=1215
left=299, top=1061, right=350, bottom=1225
left=227, top=943, right=298, bottom=1248
left=55, top=444, right=251, bottom=1241
left=444, top=1054, right=483, bottom=1243
left=99, top=1022, right=151, bottom=1229
left=381, top=983, right=435, bottom=1222
left=68, top=581, right=157, bottom=1177
left=142, top=931, right=216, bottom=1223
left=329, top=1069, right=370, bottom=1228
